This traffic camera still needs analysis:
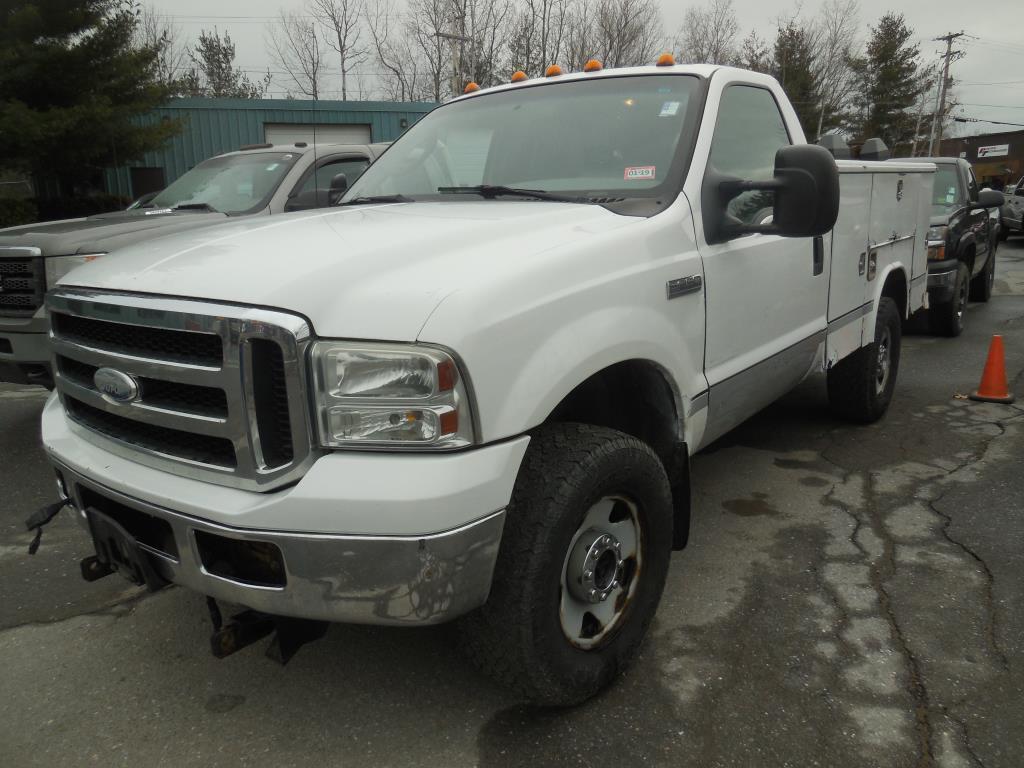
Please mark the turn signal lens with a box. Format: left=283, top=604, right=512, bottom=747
left=656, top=53, right=676, bottom=66
left=584, top=59, right=603, bottom=72
left=545, top=64, right=562, bottom=77
left=927, top=244, right=946, bottom=261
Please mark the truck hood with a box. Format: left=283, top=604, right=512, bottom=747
left=0, top=209, right=230, bottom=256
left=60, top=202, right=637, bottom=341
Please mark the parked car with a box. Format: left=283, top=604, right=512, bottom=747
left=38, top=64, right=933, bottom=705
left=1000, top=173, right=1024, bottom=240
left=0, top=141, right=387, bottom=386
left=902, top=157, right=1004, bottom=336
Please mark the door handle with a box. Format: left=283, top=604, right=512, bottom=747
left=813, top=236, right=824, bottom=276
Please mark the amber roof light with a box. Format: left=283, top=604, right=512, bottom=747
left=545, top=64, right=563, bottom=77
left=511, top=70, right=527, bottom=82
left=584, top=59, right=603, bottom=72
left=656, top=53, right=676, bottom=66
left=464, top=82, right=480, bottom=93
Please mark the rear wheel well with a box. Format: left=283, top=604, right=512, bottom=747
left=544, top=360, right=690, bottom=549
left=881, top=268, right=907, bottom=318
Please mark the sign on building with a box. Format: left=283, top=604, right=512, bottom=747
left=977, top=144, right=1009, bottom=158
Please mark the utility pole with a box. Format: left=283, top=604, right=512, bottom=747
left=927, top=31, right=964, bottom=156
left=435, top=7, right=471, bottom=99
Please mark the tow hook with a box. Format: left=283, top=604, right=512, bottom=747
left=206, top=597, right=328, bottom=665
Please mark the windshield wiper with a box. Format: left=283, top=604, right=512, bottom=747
left=338, top=194, right=415, bottom=206
left=172, top=203, right=219, bottom=213
left=437, top=185, right=591, bottom=204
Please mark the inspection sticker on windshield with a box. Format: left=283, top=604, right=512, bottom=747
left=659, top=101, right=681, bottom=116
left=624, top=166, right=656, bottom=181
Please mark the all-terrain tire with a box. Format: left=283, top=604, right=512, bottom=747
left=969, top=249, right=995, bottom=302
left=827, top=296, right=902, bottom=424
left=929, top=262, right=970, bottom=337
left=458, top=423, right=673, bottom=706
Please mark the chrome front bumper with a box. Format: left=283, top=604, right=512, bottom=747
left=54, top=461, right=506, bottom=626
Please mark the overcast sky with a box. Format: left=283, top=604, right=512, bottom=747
left=148, top=0, right=1022, bottom=138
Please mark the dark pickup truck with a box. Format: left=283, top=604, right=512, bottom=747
left=903, top=157, right=1004, bottom=336
left=0, top=142, right=385, bottom=385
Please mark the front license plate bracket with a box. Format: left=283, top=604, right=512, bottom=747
left=86, top=509, right=168, bottom=591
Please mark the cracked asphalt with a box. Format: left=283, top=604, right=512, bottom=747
left=2, top=238, right=1023, bottom=767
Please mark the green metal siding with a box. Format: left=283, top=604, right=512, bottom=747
left=106, top=98, right=436, bottom=198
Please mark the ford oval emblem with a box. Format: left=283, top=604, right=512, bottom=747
left=93, top=367, right=139, bottom=404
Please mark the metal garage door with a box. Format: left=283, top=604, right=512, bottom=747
left=264, top=123, right=371, bottom=146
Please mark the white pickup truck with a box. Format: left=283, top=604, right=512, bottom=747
left=38, top=64, right=933, bottom=705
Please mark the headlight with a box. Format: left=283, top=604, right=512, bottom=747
left=311, top=341, right=475, bottom=449
left=45, top=254, right=104, bottom=287
left=925, top=225, right=947, bottom=261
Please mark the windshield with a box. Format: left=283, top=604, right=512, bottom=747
left=931, top=164, right=964, bottom=215
left=343, top=75, right=701, bottom=211
left=149, top=152, right=300, bottom=215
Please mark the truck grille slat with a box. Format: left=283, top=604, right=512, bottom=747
left=57, top=355, right=229, bottom=418
left=48, top=292, right=315, bottom=491
left=66, top=396, right=237, bottom=468
left=52, top=313, right=223, bottom=366
left=0, top=256, right=45, bottom=317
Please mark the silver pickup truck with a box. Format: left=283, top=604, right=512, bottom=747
left=1000, top=174, right=1024, bottom=239
left=0, top=142, right=386, bottom=385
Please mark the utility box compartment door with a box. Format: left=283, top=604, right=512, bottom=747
left=826, top=171, right=872, bottom=367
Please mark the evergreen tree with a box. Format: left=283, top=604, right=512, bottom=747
left=0, top=0, right=181, bottom=193
left=847, top=13, right=924, bottom=149
left=771, top=23, right=820, bottom=139
left=178, top=30, right=271, bottom=99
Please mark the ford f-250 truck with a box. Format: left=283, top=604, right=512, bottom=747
left=0, top=142, right=385, bottom=386
left=36, top=63, right=934, bottom=705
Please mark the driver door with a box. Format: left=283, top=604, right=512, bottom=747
left=696, top=84, right=829, bottom=443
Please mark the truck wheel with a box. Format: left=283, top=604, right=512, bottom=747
left=827, top=297, right=902, bottom=424
left=928, top=262, right=969, bottom=337
left=969, top=251, right=995, bottom=303
left=459, top=423, right=673, bottom=706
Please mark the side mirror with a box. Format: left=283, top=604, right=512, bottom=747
left=702, top=144, right=840, bottom=244
left=1015, top=187, right=1024, bottom=198
left=330, top=172, right=348, bottom=193
left=328, top=172, right=348, bottom=205
left=973, top=189, right=1004, bottom=209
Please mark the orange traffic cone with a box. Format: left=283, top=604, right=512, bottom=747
left=969, top=335, right=1015, bottom=404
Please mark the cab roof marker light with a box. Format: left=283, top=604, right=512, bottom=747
left=656, top=53, right=676, bottom=66
left=545, top=64, right=563, bottom=77
left=584, top=59, right=603, bottom=72
left=511, top=70, right=528, bottom=82
left=464, top=81, right=480, bottom=93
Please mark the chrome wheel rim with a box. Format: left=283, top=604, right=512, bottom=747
left=559, top=495, right=642, bottom=650
left=875, top=326, right=892, bottom=395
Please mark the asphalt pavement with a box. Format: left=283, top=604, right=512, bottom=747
left=2, top=238, right=1023, bottom=767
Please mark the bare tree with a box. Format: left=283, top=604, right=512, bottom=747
left=811, top=0, right=860, bottom=139
left=267, top=11, right=325, bottom=99
left=592, top=0, right=661, bottom=68
left=508, top=0, right=571, bottom=77
left=134, top=8, right=189, bottom=90
left=311, top=0, right=367, bottom=100
left=406, top=0, right=450, bottom=100
left=677, top=0, right=739, bottom=65
left=365, top=0, right=421, bottom=100
left=449, top=0, right=515, bottom=88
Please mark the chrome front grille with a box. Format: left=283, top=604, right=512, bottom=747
left=48, top=290, right=318, bottom=491
left=0, top=246, right=45, bottom=317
